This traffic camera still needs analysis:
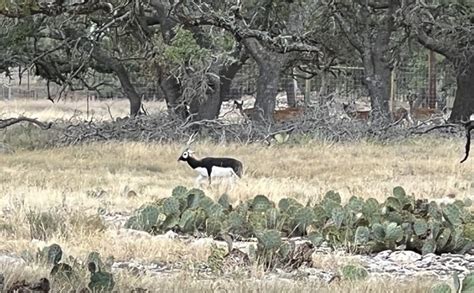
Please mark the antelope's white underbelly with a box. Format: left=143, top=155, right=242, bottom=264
left=195, top=166, right=235, bottom=178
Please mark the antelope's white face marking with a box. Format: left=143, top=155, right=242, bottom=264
left=182, top=151, right=189, bottom=159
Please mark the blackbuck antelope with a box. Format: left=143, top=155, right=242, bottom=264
left=178, top=133, right=243, bottom=188
left=233, top=100, right=304, bottom=123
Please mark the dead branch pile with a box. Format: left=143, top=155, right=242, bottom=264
left=51, top=109, right=467, bottom=147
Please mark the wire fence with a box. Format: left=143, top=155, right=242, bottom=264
left=1, top=51, right=457, bottom=111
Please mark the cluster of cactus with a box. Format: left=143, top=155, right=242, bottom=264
left=39, top=244, right=114, bottom=292
left=126, top=185, right=474, bottom=255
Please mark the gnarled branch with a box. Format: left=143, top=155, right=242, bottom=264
left=0, top=117, right=52, bottom=129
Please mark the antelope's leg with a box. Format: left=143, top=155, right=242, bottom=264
left=195, top=175, right=205, bottom=188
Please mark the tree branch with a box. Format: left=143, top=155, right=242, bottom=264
left=460, top=120, right=474, bottom=163
left=0, top=117, right=52, bottom=129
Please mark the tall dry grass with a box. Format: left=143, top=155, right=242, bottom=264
left=0, top=98, right=167, bottom=121
left=0, top=98, right=472, bottom=291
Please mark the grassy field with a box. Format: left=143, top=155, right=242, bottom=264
left=0, top=99, right=472, bottom=291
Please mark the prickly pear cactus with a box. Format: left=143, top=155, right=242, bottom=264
left=206, top=217, right=224, bottom=236
left=249, top=212, right=267, bottom=232
left=266, top=208, right=280, bottom=230
left=413, top=219, right=428, bottom=236
left=385, top=197, right=402, bottom=212
left=354, top=226, right=370, bottom=245
left=422, top=240, right=437, bottom=255
left=291, top=207, right=315, bottom=234
left=41, top=243, right=62, bottom=265
left=363, top=198, right=381, bottom=224
left=125, top=205, right=159, bottom=232
left=341, top=264, right=368, bottom=281
left=321, top=190, right=342, bottom=214
left=308, top=231, right=324, bottom=246
left=256, top=229, right=282, bottom=251
left=218, top=193, right=231, bottom=210
left=252, top=195, right=273, bottom=212
left=86, top=251, right=105, bottom=272
left=172, top=186, right=188, bottom=198
left=179, top=209, right=197, bottom=233
left=462, top=272, right=474, bottom=292
left=163, top=197, right=181, bottom=216
left=88, top=262, right=115, bottom=292
left=278, top=198, right=301, bottom=212
left=50, top=263, right=73, bottom=279
left=161, top=214, right=179, bottom=231
left=430, top=283, right=452, bottom=293
left=443, top=204, right=462, bottom=226
left=346, top=196, right=365, bottom=213
left=331, top=207, right=345, bottom=229
left=384, top=222, right=404, bottom=242
left=125, top=185, right=474, bottom=257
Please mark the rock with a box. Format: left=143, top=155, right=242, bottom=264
left=388, top=251, right=422, bottom=264
left=0, top=255, right=25, bottom=266
left=163, top=230, right=178, bottom=239
left=117, top=228, right=152, bottom=239
left=374, top=250, right=392, bottom=259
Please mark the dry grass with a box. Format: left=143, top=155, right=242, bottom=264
left=0, top=99, right=472, bottom=291
left=0, top=98, right=167, bottom=121
left=0, top=97, right=241, bottom=122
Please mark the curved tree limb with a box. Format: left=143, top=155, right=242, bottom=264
left=460, top=120, right=474, bottom=163
left=0, top=117, right=52, bottom=129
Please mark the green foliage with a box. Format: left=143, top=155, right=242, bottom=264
left=126, top=186, right=474, bottom=256
left=430, top=283, right=452, bottom=293
left=163, top=27, right=210, bottom=65
left=341, top=265, right=368, bottom=281
left=462, top=272, right=474, bottom=292
left=256, top=229, right=282, bottom=251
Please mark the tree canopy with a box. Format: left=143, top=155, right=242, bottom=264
left=0, top=0, right=472, bottom=122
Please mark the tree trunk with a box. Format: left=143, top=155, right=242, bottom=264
left=285, top=69, right=297, bottom=107
left=243, top=38, right=286, bottom=123
left=160, top=75, right=189, bottom=119
left=364, top=62, right=391, bottom=122
left=219, top=60, right=244, bottom=102
left=91, top=48, right=142, bottom=117
left=198, top=75, right=222, bottom=120
left=361, top=39, right=392, bottom=123
left=114, top=65, right=142, bottom=117
left=449, top=60, right=474, bottom=122
left=254, top=63, right=282, bottom=122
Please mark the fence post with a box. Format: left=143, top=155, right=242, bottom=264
left=304, top=73, right=311, bottom=105
left=390, top=67, right=396, bottom=112
left=427, top=49, right=437, bottom=109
